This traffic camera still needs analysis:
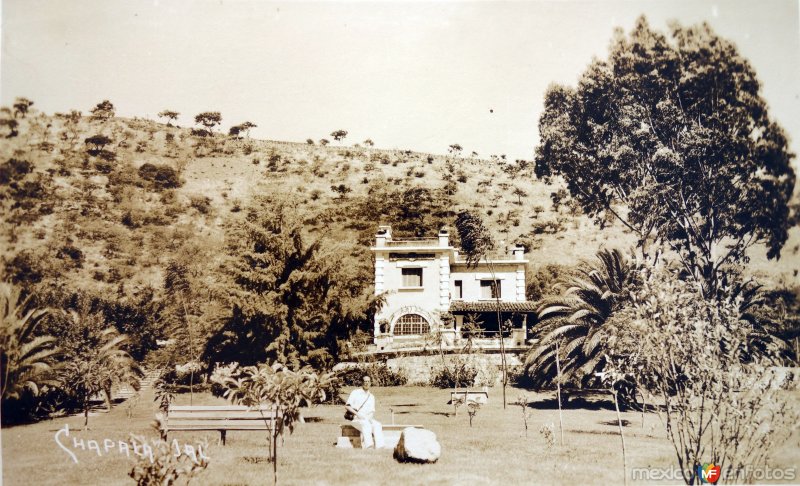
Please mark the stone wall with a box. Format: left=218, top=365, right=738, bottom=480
left=386, top=353, right=523, bottom=386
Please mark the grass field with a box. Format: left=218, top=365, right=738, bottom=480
left=3, top=385, right=799, bottom=485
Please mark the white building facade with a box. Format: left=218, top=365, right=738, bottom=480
left=371, top=225, right=536, bottom=351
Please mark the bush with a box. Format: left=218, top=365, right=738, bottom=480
left=138, top=163, right=181, bottom=189
left=429, top=357, right=479, bottom=388
left=94, top=159, right=114, bottom=173
left=0, top=158, right=32, bottom=184
left=190, top=195, right=212, bottom=214
left=336, top=362, right=407, bottom=387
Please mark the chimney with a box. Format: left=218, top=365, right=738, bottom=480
left=438, top=227, right=449, bottom=247
left=512, top=246, right=524, bottom=261
left=376, top=225, right=392, bottom=247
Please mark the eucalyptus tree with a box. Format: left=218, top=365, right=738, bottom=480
left=534, top=16, right=795, bottom=298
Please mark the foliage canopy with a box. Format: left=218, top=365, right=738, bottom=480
left=534, top=17, right=796, bottom=297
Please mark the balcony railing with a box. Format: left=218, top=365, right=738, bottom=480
left=384, top=238, right=441, bottom=247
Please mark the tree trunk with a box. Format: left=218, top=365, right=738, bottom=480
left=487, top=259, right=507, bottom=409
left=182, top=299, right=194, bottom=406
left=555, top=341, right=564, bottom=446
left=272, top=428, right=279, bottom=486
left=613, top=389, right=629, bottom=486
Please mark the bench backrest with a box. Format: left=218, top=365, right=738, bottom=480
left=167, top=405, right=279, bottom=429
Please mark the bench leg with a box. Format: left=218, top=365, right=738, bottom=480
left=220, top=430, right=227, bottom=446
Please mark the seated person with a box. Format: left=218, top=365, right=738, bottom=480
left=345, top=375, right=385, bottom=449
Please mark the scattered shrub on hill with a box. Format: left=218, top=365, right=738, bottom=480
left=190, top=195, right=212, bottom=214
left=530, top=218, right=564, bottom=235
left=94, top=158, right=115, bottom=173
left=90, top=100, right=115, bottom=119
left=331, top=184, right=351, bottom=199
left=5, top=250, right=45, bottom=285
left=56, top=244, right=84, bottom=269
left=194, top=111, right=222, bottom=133
left=525, top=263, right=568, bottom=301
left=138, top=163, right=182, bottom=190
left=330, top=129, right=348, bottom=142
left=191, top=127, right=211, bottom=137
left=85, top=134, right=112, bottom=153
left=5, top=173, right=54, bottom=219
left=121, top=210, right=142, bottom=228
left=158, top=109, right=179, bottom=126
left=0, top=158, right=32, bottom=184
left=0, top=118, right=19, bottom=138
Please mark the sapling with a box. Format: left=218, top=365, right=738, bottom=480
left=214, top=362, right=332, bottom=486
left=539, top=423, right=555, bottom=449
left=466, top=401, right=481, bottom=427
left=512, top=394, right=531, bottom=437
left=129, top=414, right=209, bottom=486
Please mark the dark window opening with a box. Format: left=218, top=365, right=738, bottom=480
left=402, top=267, right=423, bottom=287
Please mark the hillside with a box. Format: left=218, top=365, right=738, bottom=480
left=1, top=108, right=798, bottom=307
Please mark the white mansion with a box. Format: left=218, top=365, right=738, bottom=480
left=370, top=225, right=537, bottom=352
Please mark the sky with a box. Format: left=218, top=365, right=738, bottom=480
left=2, top=0, right=799, bottom=163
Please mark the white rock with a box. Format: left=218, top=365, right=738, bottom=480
left=393, top=427, right=441, bottom=463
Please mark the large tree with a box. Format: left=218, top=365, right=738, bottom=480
left=534, top=17, right=796, bottom=298
left=204, top=196, right=379, bottom=370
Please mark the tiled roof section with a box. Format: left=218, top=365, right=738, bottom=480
left=449, top=301, right=538, bottom=313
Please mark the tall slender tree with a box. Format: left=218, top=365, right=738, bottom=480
left=455, top=210, right=509, bottom=408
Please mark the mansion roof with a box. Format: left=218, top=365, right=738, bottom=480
left=449, top=301, right=539, bottom=313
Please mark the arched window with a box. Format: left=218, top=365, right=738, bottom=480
left=393, top=314, right=430, bottom=335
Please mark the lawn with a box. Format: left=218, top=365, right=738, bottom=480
left=3, top=385, right=799, bottom=485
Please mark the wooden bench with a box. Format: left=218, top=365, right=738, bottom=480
left=165, top=405, right=279, bottom=445
left=450, top=387, right=489, bottom=405
left=337, top=424, right=423, bottom=449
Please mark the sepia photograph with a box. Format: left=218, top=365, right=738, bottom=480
left=1, top=1, right=799, bottom=484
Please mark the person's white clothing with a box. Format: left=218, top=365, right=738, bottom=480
left=346, top=388, right=385, bottom=448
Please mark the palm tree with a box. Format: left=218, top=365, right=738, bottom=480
left=59, top=311, right=142, bottom=427
left=0, top=283, right=60, bottom=401
left=524, top=249, right=636, bottom=388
